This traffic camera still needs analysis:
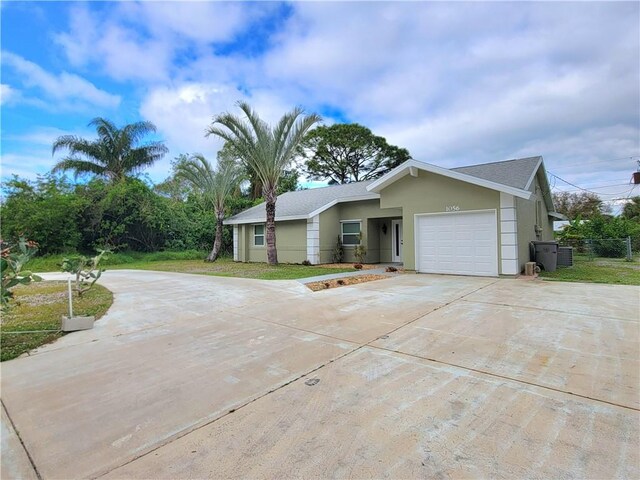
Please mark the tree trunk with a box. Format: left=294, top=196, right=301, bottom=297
left=206, top=213, right=224, bottom=262
left=265, top=189, right=278, bottom=265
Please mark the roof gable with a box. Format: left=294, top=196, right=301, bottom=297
left=366, top=158, right=539, bottom=200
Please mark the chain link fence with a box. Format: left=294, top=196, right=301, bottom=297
left=559, top=237, right=633, bottom=261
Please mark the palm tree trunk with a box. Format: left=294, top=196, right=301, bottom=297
left=206, top=213, right=224, bottom=262
left=265, top=189, right=278, bottom=265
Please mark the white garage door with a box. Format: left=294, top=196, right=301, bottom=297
left=416, top=210, right=498, bottom=276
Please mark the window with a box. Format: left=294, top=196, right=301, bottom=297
left=341, top=221, right=361, bottom=246
left=253, top=224, right=265, bottom=246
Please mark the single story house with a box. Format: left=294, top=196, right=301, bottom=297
left=225, top=156, right=563, bottom=276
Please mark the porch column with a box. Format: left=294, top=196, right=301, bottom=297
left=306, top=215, right=320, bottom=264
left=500, top=193, right=519, bottom=275
left=233, top=225, right=239, bottom=261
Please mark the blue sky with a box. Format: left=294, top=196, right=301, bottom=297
left=1, top=1, right=639, bottom=206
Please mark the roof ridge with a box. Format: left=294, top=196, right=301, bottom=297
left=279, top=179, right=374, bottom=196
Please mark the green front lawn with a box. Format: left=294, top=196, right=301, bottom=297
left=539, top=254, right=640, bottom=285
left=109, top=257, right=354, bottom=280
left=28, top=252, right=355, bottom=280
left=1, top=281, right=113, bottom=361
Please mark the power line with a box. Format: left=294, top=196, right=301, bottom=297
left=548, top=155, right=640, bottom=170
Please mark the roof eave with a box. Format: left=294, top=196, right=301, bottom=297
left=223, top=193, right=381, bottom=225
left=549, top=211, right=567, bottom=220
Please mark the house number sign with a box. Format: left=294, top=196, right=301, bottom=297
left=445, top=205, right=460, bottom=212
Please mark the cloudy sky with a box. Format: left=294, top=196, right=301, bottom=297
left=2, top=1, right=639, bottom=204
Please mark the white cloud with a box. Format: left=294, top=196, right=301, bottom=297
left=54, top=3, right=276, bottom=83
left=1, top=52, right=121, bottom=110
left=16, top=0, right=637, bottom=195
left=0, top=84, right=19, bottom=105
left=139, top=82, right=297, bottom=179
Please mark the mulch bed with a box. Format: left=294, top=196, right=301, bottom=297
left=306, top=274, right=390, bottom=291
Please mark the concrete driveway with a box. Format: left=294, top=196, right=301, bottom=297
left=1, top=271, right=638, bottom=479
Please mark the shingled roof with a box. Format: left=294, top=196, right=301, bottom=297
left=225, top=156, right=544, bottom=225
left=451, top=156, right=542, bottom=190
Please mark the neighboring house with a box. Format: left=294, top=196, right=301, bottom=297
left=225, top=156, right=563, bottom=276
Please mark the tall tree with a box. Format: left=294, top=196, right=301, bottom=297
left=552, top=191, right=610, bottom=220
left=206, top=102, right=321, bottom=265
left=52, top=117, right=168, bottom=182
left=300, top=123, right=412, bottom=184
left=621, top=196, right=640, bottom=221
left=175, top=154, right=240, bottom=262
left=217, top=141, right=299, bottom=199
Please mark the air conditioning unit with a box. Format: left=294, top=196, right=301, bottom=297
left=557, top=246, right=573, bottom=267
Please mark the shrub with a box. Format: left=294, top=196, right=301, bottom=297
left=332, top=236, right=344, bottom=263
left=1, top=237, right=42, bottom=309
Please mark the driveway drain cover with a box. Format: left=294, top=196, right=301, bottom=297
left=305, top=378, right=320, bottom=386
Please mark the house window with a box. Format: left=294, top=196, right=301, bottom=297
left=253, top=224, right=265, bottom=246
left=341, top=221, right=361, bottom=246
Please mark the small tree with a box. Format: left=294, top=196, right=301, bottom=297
left=61, top=250, right=108, bottom=297
left=1, top=237, right=42, bottom=309
left=175, top=154, right=241, bottom=262
left=354, top=234, right=367, bottom=265
left=332, top=236, right=344, bottom=263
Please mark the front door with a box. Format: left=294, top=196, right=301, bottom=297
left=391, top=219, right=403, bottom=263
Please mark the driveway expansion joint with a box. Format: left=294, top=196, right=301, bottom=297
left=93, top=344, right=367, bottom=479
left=2, top=400, right=42, bottom=480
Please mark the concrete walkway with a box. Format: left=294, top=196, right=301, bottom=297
left=1, top=271, right=638, bottom=479
left=296, top=263, right=403, bottom=283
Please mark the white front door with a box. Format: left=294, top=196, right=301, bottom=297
left=391, top=219, right=403, bottom=262
left=415, top=210, right=498, bottom=276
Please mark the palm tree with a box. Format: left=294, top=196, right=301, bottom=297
left=52, top=117, right=168, bottom=182
left=206, top=102, right=321, bottom=265
left=175, top=154, right=240, bottom=262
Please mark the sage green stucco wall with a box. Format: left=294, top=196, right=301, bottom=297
left=516, top=173, right=554, bottom=271
left=241, top=220, right=307, bottom=263
left=379, top=171, right=500, bottom=271
left=319, top=200, right=401, bottom=263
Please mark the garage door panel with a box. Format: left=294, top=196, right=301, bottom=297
left=416, top=211, right=498, bottom=277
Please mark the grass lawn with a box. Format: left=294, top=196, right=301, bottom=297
left=28, top=251, right=356, bottom=280
left=109, top=257, right=355, bottom=280
left=1, top=281, right=113, bottom=361
left=539, top=254, right=640, bottom=286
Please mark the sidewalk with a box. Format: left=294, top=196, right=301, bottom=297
left=297, top=264, right=401, bottom=284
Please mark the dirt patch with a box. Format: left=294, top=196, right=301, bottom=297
left=19, top=291, right=67, bottom=307
left=306, top=274, right=390, bottom=291
left=321, top=263, right=402, bottom=271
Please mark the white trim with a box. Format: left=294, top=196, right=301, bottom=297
left=306, top=215, right=320, bottom=264
left=391, top=219, right=403, bottom=263
left=340, top=220, right=362, bottom=247
left=223, top=194, right=380, bottom=225
left=499, top=193, right=519, bottom=275
left=224, top=214, right=308, bottom=225
left=233, top=225, right=239, bottom=261
left=367, top=159, right=535, bottom=200
left=414, top=209, right=499, bottom=277
left=548, top=211, right=567, bottom=220
left=252, top=223, right=265, bottom=247
left=307, top=194, right=380, bottom=219
left=523, top=157, right=544, bottom=190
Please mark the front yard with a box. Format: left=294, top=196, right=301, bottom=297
left=1, top=281, right=113, bottom=361
left=539, top=254, right=640, bottom=285
left=108, top=257, right=355, bottom=280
